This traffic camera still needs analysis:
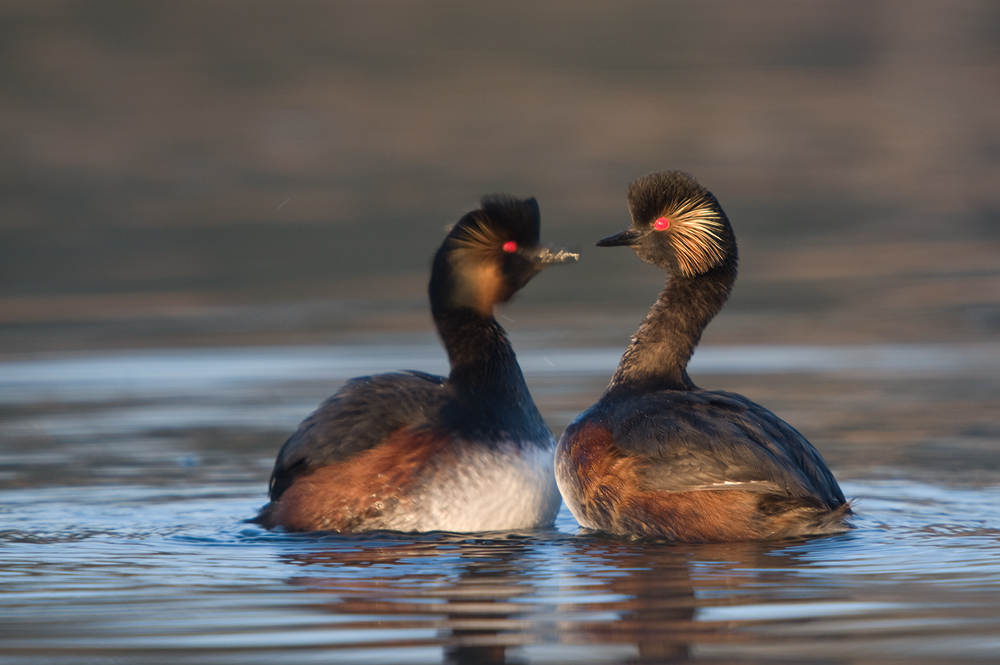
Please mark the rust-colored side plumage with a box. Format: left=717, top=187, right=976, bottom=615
left=264, top=428, right=449, bottom=532
left=558, top=422, right=850, bottom=543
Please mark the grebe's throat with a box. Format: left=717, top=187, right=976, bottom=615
left=607, top=262, right=735, bottom=393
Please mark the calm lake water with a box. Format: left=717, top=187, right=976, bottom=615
left=3, top=343, right=1000, bottom=664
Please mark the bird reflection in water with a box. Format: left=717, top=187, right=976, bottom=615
left=275, top=533, right=544, bottom=664
left=271, top=532, right=843, bottom=664
left=560, top=537, right=820, bottom=662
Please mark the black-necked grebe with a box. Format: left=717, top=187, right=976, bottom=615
left=555, top=171, right=851, bottom=542
left=257, top=195, right=577, bottom=532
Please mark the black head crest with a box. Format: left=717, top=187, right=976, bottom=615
left=447, top=195, right=541, bottom=257
left=621, top=171, right=735, bottom=277
left=432, top=194, right=573, bottom=317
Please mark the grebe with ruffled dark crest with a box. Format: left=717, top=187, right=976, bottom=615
left=257, top=195, right=577, bottom=532
left=556, top=171, right=851, bottom=542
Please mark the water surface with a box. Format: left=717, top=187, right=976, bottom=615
left=3, top=344, right=999, bottom=664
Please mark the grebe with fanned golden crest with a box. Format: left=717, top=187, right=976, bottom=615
left=257, top=195, right=577, bottom=533
left=555, top=171, right=851, bottom=542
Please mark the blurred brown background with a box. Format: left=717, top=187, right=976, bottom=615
left=1, top=0, right=998, bottom=354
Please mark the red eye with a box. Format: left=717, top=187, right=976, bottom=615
left=654, top=217, right=670, bottom=231
left=502, top=241, right=518, bottom=253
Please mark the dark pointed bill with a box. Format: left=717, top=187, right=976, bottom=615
left=596, top=227, right=644, bottom=247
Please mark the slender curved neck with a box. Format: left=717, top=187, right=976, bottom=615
left=606, top=263, right=735, bottom=394
left=432, top=305, right=530, bottom=401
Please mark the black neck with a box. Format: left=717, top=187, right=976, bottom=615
left=606, top=262, right=735, bottom=394
left=434, top=307, right=520, bottom=391
left=432, top=305, right=543, bottom=435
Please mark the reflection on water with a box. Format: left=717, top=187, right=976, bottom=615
left=3, top=482, right=1000, bottom=663
left=2, top=344, right=1000, bottom=663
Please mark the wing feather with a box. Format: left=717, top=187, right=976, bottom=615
left=596, top=389, right=845, bottom=508
left=267, top=371, right=448, bottom=500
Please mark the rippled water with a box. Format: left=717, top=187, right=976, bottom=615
left=3, top=345, right=1000, bottom=664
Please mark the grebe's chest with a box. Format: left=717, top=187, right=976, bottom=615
left=385, top=438, right=561, bottom=532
